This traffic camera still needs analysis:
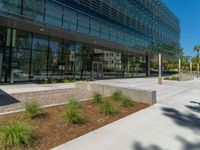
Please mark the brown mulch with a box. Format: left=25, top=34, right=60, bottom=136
left=0, top=97, right=149, bottom=150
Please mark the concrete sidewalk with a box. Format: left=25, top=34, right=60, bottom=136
left=52, top=78, right=200, bottom=150
left=0, top=83, right=75, bottom=94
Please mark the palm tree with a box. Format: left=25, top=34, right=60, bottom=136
left=193, top=46, right=200, bottom=77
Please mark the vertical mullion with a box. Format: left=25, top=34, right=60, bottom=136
left=47, top=36, right=50, bottom=79
left=61, top=7, right=64, bottom=28
left=89, top=16, right=91, bottom=36
left=6, top=29, right=13, bottom=83
left=61, top=40, right=64, bottom=79
left=29, top=33, right=33, bottom=80
left=20, top=0, right=24, bottom=15
left=76, top=10, right=79, bottom=32
left=8, top=29, right=13, bottom=83
left=43, top=0, right=46, bottom=24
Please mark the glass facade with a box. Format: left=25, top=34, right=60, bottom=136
left=0, top=27, right=147, bottom=82
left=0, top=0, right=180, bottom=82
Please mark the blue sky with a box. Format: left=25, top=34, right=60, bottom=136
left=163, top=0, right=200, bottom=56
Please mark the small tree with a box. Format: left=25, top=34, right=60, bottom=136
left=193, top=46, right=200, bottom=77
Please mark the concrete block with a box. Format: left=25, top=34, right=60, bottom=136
left=75, top=82, right=156, bottom=105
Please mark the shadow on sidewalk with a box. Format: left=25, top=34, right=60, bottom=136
left=0, top=89, right=20, bottom=106
left=133, top=136, right=200, bottom=150
left=186, top=101, right=200, bottom=113
left=161, top=107, right=200, bottom=133
left=133, top=142, right=164, bottom=150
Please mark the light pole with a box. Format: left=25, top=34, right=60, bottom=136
left=178, top=49, right=183, bottom=81
left=178, top=57, right=181, bottom=80
left=158, top=53, right=162, bottom=84
left=190, top=60, right=193, bottom=79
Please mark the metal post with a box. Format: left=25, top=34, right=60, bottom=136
left=190, top=61, right=192, bottom=79
left=178, top=58, right=181, bottom=80
left=158, top=53, right=162, bottom=84
left=0, top=53, right=3, bottom=79
left=11, top=69, right=14, bottom=84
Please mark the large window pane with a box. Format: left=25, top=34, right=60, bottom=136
left=48, top=52, right=62, bottom=79
left=78, top=13, right=89, bottom=35
left=45, top=2, right=62, bottom=27
left=75, top=55, right=82, bottom=79
left=63, top=8, right=77, bottom=31
left=75, top=43, right=82, bottom=55
left=12, top=30, right=32, bottom=49
left=0, top=26, right=7, bottom=47
left=49, top=38, right=63, bottom=53
left=101, top=22, right=110, bottom=40
left=23, top=0, right=44, bottom=22
left=62, top=53, right=74, bottom=79
left=128, top=55, right=146, bottom=77
left=118, top=29, right=124, bottom=44
left=62, top=41, right=75, bottom=79
left=63, top=41, right=70, bottom=54
left=0, top=0, right=21, bottom=14
left=31, top=50, right=47, bottom=80
left=90, top=18, right=100, bottom=38
left=81, top=46, right=93, bottom=79
left=11, top=48, right=30, bottom=81
left=110, top=25, right=118, bottom=43
left=32, top=34, right=48, bottom=51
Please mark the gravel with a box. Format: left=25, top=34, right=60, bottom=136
left=0, top=88, right=92, bottom=113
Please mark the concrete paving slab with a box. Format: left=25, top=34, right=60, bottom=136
left=0, top=83, right=75, bottom=94
left=52, top=78, right=200, bottom=150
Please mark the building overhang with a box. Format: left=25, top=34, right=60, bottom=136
left=0, top=13, right=147, bottom=56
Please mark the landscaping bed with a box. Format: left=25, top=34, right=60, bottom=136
left=0, top=96, right=149, bottom=150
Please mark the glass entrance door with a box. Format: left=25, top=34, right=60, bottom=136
left=92, top=61, right=103, bottom=79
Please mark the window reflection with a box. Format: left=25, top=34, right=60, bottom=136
left=0, top=0, right=21, bottom=14
left=12, top=30, right=31, bottom=49
left=0, top=26, right=148, bottom=82
left=31, top=50, right=47, bottom=80
left=23, top=0, right=44, bottom=22
left=45, top=2, right=62, bottom=27
left=11, top=48, right=30, bottom=81
left=63, top=8, right=77, bottom=31
left=32, top=35, right=48, bottom=51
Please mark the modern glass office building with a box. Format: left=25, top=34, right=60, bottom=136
left=0, top=0, right=180, bottom=82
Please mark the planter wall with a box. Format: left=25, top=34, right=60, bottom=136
left=76, top=82, right=156, bottom=105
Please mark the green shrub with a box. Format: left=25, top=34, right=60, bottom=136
left=121, top=96, right=134, bottom=107
left=0, top=122, right=35, bottom=148
left=102, top=101, right=117, bottom=115
left=42, top=79, right=48, bottom=84
left=63, top=79, right=70, bottom=83
left=164, top=76, right=179, bottom=81
left=25, top=101, right=45, bottom=119
left=68, top=99, right=81, bottom=108
left=92, top=92, right=103, bottom=104
left=51, top=80, right=57, bottom=84
left=112, top=90, right=123, bottom=101
left=62, top=100, right=85, bottom=124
